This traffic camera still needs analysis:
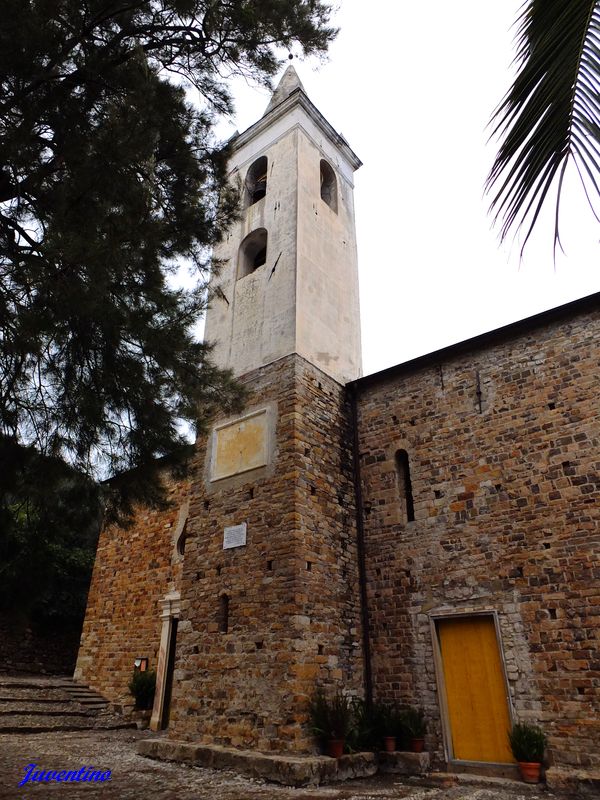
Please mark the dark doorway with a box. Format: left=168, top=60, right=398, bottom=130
left=161, top=618, right=178, bottom=729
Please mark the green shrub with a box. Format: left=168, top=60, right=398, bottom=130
left=508, top=722, right=546, bottom=762
left=128, top=670, right=156, bottom=710
left=346, top=700, right=413, bottom=752
left=346, top=698, right=384, bottom=751
left=308, top=689, right=353, bottom=741
left=386, top=707, right=411, bottom=750
left=401, top=706, right=427, bottom=738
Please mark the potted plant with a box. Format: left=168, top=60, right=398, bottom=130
left=309, top=689, right=353, bottom=758
left=346, top=697, right=379, bottom=753
left=508, top=722, right=546, bottom=783
left=128, top=670, right=156, bottom=711
left=381, top=704, right=399, bottom=752
left=403, top=707, right=427, bottom=752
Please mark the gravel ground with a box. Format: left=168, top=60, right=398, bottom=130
left=0, top=728, right=565, bottom=800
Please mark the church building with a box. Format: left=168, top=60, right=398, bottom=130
left=75, top=67, right=600, bottom=786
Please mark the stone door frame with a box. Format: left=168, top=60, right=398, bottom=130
left=150, top=591, right=181, bottom=731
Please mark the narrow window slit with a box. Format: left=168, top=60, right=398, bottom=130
left=395, top=449, right=415, bottom=523
left=218, top=594, right=229, bottom=634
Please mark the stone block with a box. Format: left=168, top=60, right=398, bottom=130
left=546, top=767, right=600, bottom=796
left=377, top=751, right=430, bottom=775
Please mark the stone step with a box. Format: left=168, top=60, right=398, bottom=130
left=74, top=697, right=108, bottom=702
left=0, top=695, right=68, bottom=704
left=0, top=679, right=68, bottom=690
left=0, top=676, right=120, bottom=734
left=0, top=706, right=92, bottom=717
left=0, top=715, right=136, bottom=734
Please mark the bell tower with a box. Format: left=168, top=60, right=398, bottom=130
left=205, top=65, right=362, bottom=384
left=167, top=68, right=365, bottom=754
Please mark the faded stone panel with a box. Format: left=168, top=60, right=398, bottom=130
left=211, top=409, right=269, bottom=481
left=168, top=354, right=363, bottom=754
left=357, top=309, right=600, bottom=771
left=74, top=475, right=188, bottom=704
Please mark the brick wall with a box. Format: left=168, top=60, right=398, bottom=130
left=74, top=475, right=189, bottom=703
left=356, top=305, right=600, bottom=771
left=168, top=354, right=364, bottom=752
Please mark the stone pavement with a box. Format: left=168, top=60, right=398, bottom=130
left=0, top=727, right=568, bottom=800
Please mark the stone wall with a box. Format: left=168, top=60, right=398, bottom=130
left=356, top=301, right=600, bottom=771
left=74, top=475, right=189, bottom=703
left=168, top=354, right=364, bottom=753
left=0, top=612, right=81, bottom=675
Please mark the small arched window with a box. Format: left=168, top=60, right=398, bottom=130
left=245, top=156, right=268, bottom=207
left=395, top=449, right=415, bottom=523
left=238, top=228, right=267, bottom=279
left=320, top=159, right=337, bottom=213
left=218, top=594, right=229, bottom=634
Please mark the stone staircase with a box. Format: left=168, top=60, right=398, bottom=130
left=0, top=675, right=136, bottom=734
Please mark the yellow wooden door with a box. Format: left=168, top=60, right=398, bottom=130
left=437, top=616, right=515, bottom=763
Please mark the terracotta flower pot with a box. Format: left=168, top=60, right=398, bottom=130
left=518, top=761, right=541, bottom=783
left=383, top=736, right=396, bottom=752
left=326, top=739, right=344, bottom=758
left=410, top=737, right=425, bottom=753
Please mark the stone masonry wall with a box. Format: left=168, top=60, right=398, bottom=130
left=0, top=612, right=81, bottom=675
left=75, top=475, right=189, bottom=703
left=357, top=304, right=600, bottom=771
left=168, top=354, right=363, bottom=753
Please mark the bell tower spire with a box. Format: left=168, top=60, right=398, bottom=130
left=204, top=66, right=362, bottom=384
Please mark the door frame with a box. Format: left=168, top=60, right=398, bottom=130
left=429, top=608, right=515, bottom=768
left=150, top=591, right=180, bottom=731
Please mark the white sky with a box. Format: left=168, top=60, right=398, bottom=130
left=213, top=0, right=600, bottom=377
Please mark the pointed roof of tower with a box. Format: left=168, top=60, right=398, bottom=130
left=263, top=65, right=306, bottom=116
left=232, top=64, right=361, bottom=172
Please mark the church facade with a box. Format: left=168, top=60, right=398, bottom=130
left=75, top=68, right=600, bottom=781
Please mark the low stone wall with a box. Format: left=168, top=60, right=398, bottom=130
left=138, top=738, right=431, bottom=787
left=0, top=613, right=81, bottom=675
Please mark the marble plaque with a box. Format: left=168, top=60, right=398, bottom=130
left=223, top=523, right=247, bottom=550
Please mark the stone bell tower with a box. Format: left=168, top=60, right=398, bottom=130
left=165, top=67, right=365, bottom=754
left=205, top=65, right=362, bottom=384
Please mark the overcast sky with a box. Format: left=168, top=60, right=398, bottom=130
left=214, top=0, right=600, bottom=376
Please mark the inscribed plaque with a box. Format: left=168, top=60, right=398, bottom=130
left=223, top=523, right=247, bottom=550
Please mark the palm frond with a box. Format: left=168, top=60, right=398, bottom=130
left=487, top=0, right=600, bottom=251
